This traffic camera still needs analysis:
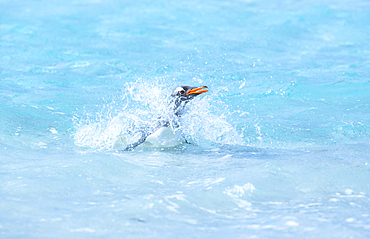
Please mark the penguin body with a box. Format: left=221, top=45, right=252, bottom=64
left=143, top=127, right=186, bottom=148
left=119, top=85, right=208, bottom=151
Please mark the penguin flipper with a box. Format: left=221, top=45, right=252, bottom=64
left=121, top=131, right=150, bottom=151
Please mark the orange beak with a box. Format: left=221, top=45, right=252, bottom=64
left=186, top=86, right=208, bottom=95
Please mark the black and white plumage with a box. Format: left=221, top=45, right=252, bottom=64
left=120, top=86, right=208, bottom=151
left=169, top=86, right=209, bottom=116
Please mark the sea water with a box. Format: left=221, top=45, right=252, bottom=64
left=1, top=0, right=370, bottom=238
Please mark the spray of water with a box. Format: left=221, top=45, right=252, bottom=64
left=74, top=79, right=244, bottom=151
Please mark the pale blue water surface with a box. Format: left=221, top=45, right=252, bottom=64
left=1, top=0, right=370, bottom=238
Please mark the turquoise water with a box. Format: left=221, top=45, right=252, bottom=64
left=1, top=0, right=370, bottom=238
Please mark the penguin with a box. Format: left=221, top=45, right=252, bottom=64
left=120, top=86, right=208, bottom=151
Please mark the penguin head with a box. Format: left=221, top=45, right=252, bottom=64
left=170, top=86, right=208, bottom=115
left=171, top=86, right=208, bottom=101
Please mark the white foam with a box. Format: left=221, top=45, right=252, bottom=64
left=70, top=228, right=96, bottom=233
left=286, top=221, right=299, bottom=227
left=49, top=127, right=58, bottom=134
left=224, top=183, right=255, bottom=198
left=346, top=218, right=355, bottom=223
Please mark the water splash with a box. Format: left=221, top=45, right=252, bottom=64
left=224, top=183, right=255, bottom=209
left=74, top=80, right=244, bottom=151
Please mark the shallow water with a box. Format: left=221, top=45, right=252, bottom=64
left=1, top=0, right=370, bottom=238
